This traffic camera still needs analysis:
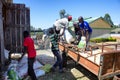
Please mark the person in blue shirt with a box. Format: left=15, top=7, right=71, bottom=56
left=78, top=16, right=92, bottom=50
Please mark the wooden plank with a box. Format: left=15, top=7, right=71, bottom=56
left=78, top=55, right=99, bottom=76
left=115, top=53, right=120, bottom=71
left=0, top=1, right=5, bottom=72
left=100, top=71, right=120, bottom=80
left=102, top=53, right=114, bottom=75
left=67, top=50, right=78, bottom=62
left=59, top=43, right=65, bottom=51
left=4, top=3, right=30, bottom=53
left=100, top=51, right=120, bottom=79
left=59, top=42, right=120, bottom=80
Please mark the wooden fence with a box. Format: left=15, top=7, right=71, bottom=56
left=4, top=3, right=30, bottom=53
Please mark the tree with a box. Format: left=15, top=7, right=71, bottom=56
left=38, top=28, right=43, bottom=32
left=104, top=13, right=114, bottom=26
left=59, top=9, right=71, bottom=19
left=30, top=26, right=35, bottom=31
left=59, top=9, right=66, bottom=19
left=64, top=13, right=71, bottom=18
left=118, top=24, right=120, bottom=27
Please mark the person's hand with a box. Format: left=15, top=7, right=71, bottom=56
left=85, top=29, right=88, bottom=31
left=18, top=57, right=22, bottom=62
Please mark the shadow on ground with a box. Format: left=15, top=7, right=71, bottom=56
left=35, top=42, right=98, bottom=80
left=37, top=57, right=99, bottom=80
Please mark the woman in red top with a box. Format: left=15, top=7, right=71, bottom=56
left=19, top=31, right=37, bottom=80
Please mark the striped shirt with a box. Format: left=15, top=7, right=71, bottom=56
left=49, top=34, right=59, bottom=51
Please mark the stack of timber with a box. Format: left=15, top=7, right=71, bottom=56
left=59, top=42, right=120, bottom=80
left=3, top=3, right=30, bottom=53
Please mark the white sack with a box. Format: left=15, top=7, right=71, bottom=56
left=4, top=49, right=10, bottom=59
left=17, top=57, right=43, bottom=78
left=64, top=29, right=75, bottom=44
left=34, top=69, right=45, bottom=78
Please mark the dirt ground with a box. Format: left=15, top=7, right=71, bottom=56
left=33, top=41, right=115, bottom=80
left=23, top=39, right=115, bottom=80
left=38, top=60, right=98, bottom=80
left=34, top=43, right=98, bottom=80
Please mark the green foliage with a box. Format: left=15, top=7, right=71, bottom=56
left=59, top=9, right=71, bottom=19
left=30, top=32, right=43, bottom=39
left=59, top=9, right=66, bottom=19
left=104, top=13, right=114, bottom=26
left=30, top=26, right=35, bottom=31
left=90, top=37, right=116, bottom=43
left=30, top=32, right=35, bottom=35
left=92, top=28, right=112, bottom=30
left=113, top=25, right=119, bottom=28
left=38, top=28, right=43, bottom=32
left=36, top=32, right=44, bottom=39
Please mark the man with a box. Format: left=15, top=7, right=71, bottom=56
left=49, top=28, right=64, bottom=73
left=73, top=22, right=82, bottom=44
left=53, top=16, right=72, bottom=36
left=19, top=31, right=37, bottom=80
left=78, top=16, right=92, bottom=49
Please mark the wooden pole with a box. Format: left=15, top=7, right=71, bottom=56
left=0, top=0, right=5, bottom=74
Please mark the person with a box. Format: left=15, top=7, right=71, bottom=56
left=42, top=34, right=48, bottom=49
left=49, top=28, right=64, bottom=73
left=73, top=22, right=82, bottom=44
left=78, top=16, right=92, bottom=50
left=18, top=31, right=37, bottom=80
left=53, top=16, right=72, bottom=36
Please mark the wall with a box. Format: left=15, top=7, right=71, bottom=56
left=91, top=28, right=111, bottom=38
left=90, top=18, right=111, bottom=28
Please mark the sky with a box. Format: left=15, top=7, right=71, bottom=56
left=13, top=0, right=120, bottom=29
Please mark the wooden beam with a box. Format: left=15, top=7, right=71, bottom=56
left=0, top=0, right=5, bottom=73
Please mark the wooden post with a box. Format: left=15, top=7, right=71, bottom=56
left=0, top=0, right=5, bottom=74
left=98, top=55, right=104, bottom=80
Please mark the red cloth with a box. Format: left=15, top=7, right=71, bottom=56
left=24, top=37, right=36, bottom=58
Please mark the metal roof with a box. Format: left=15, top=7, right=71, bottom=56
left=68, top=17, right=101, bottom=27
left=71, top=17, right=102, bottom=23
left=84, top=17, right=100, bottom=23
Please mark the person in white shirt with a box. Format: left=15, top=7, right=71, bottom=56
left=53, top=16, right=72, bottom=36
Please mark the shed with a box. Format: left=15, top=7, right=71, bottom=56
left=85, top=17, right=112, bottom=28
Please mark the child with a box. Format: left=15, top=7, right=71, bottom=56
left=19, top=31, right=37, bottom=80
left=49, top=28, right=63, bottom=73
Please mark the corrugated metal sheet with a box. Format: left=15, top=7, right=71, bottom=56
left=85, top=17, right=100, bottom=23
